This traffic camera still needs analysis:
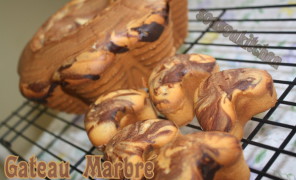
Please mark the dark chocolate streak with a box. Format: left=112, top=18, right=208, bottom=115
left=197, top=62, right=217, bottom=73
left=107, top=120, right=174, bottom=162
left=154, top=135, right=224, bottom=180
left=28, top=82, right=49, bottom=93
left=148, top=130, right=171, bottom=140
left=82, top=74, right=100, bottom=80
left=164, top=3, right=169, bottom=23
left=27, top=82, right=58, bottom=104
left=107, top=41, right=129, bottom=54
left=58, top=63, right=73, bottom=72
left=213, top=99, right=232, bottom=132
left=161, top=61, right=216, bottom=85
left=219, top=77, right=257, bottom=100
left=151, top=3, right=169, bottom=24
left=162, top=63, right=187, bottom=84
left=87, top=99, right=134, bottom=128
left=132, top=120, right=172, bottom=143
left=266, top=81, right=274, bottom=96
left=197, top=97, right=232, bottom=132
left=99, top=106, right=126, bottom=128
left=116, top=145, right=144, bottom=157
left=197, top=153, right=221, bottom=180
left=132, top=22, right=164, bottom=42
left=224, top=116, right=232, bottom=132
left=61, top=74, right=100, bottom=81
left=196, top=69, right=265, bottom=132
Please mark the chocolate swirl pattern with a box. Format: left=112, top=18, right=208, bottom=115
left=194, top=68, right=277, bottom=139
left=84, top=89, right=157, bottom=147
left=18, top=0, right=188, bottom=113
left=153, top=132, right=250, bottom=180
left=105, top=119, right=179, bottom=180
left=149, top=54, right=219, bottom=126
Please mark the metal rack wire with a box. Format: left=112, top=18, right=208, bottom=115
left=1, top=3, right=296, bottom=180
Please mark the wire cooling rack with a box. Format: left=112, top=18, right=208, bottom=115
left=1, top=3, right=296, bottom=180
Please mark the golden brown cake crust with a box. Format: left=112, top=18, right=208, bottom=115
left=153, top=131, right=250, bottom=180
left=85, top=89, right=157, bottom=147
left=149, top=54, right=219, bottom=126
left=194, top=68, right=277, bottom=139
left=105, top=119, right=179, bottom=179
left=18, top=0, right=188, bottom=113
